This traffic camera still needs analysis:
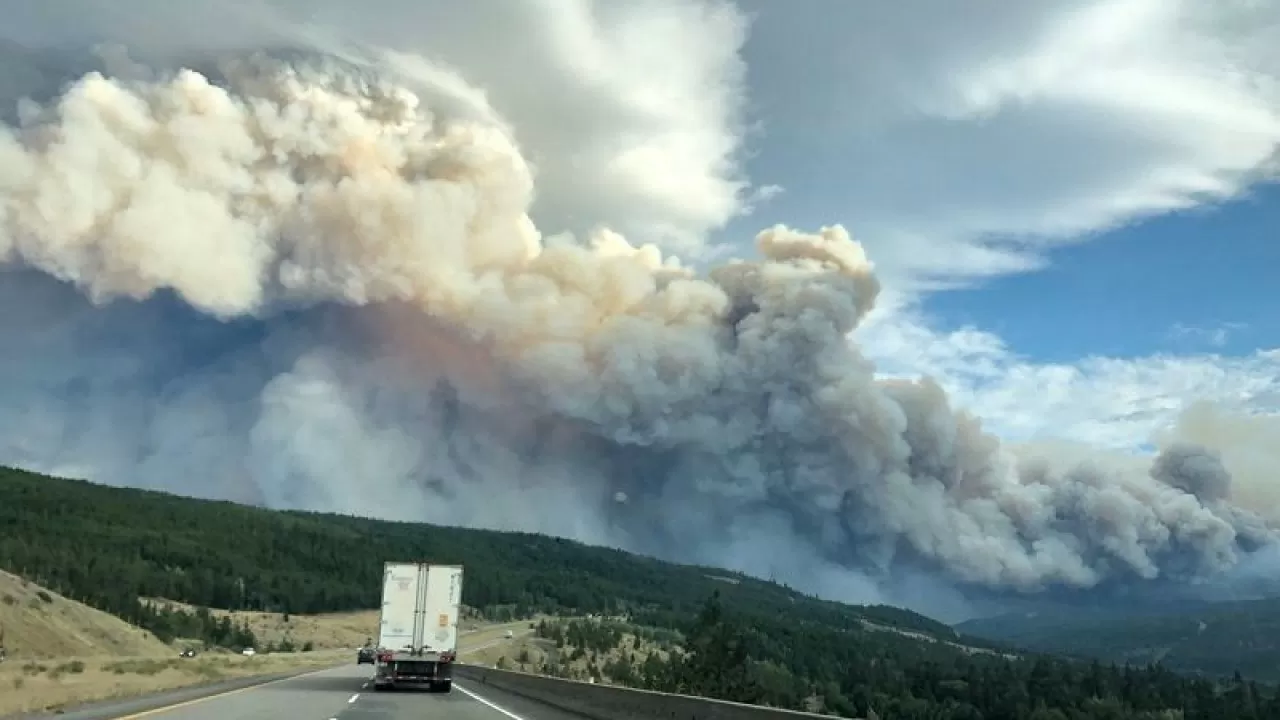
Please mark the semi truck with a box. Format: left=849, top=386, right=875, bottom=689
left=372, top=562, right=463, bottom=693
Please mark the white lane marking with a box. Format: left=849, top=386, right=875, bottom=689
left=348, top=693, right=360, bottom=703
left=455, top=683, right=528, bottom=720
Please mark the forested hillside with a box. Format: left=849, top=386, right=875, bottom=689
left=4, top=466, right=1279, bottom=719
left=0, top=466, right=955, bottom=638
left=958, top=598, right=1280, bottom=683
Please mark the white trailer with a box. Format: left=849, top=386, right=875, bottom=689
left=372, top=562, right=463, bottom=692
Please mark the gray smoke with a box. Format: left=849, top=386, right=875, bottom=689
left=1151, top=443, right=1232, bottom=504
left=0, top=11, right=1275, bottom=619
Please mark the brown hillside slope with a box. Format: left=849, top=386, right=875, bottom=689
left=0, top=569, right=171, bottom=659
left=144, top=597, right=380, bottom=650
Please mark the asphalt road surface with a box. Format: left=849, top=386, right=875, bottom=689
left=39, top=664, right=585, bottom=720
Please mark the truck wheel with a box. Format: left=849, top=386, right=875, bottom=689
left=437, top=681, right=452, bottom=693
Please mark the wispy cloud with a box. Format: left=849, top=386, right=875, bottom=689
left=737, top=0, right=1280, bottom=291
left=1167, top=321, right=1248, bottom=349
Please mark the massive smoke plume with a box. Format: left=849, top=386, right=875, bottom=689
left=1, top=4, right=1276, bottom=620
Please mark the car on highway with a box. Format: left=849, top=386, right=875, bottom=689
left=357, top=646, right=375, bottom=665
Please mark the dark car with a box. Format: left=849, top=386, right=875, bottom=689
left=357, top=646, right=375, bottom=665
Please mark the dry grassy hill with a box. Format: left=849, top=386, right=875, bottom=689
left=0, top=562, right=536, bottom=716
left=0, top=569, right=170, bottom=659
left=143, top=597, right=380, bottom=651
left=0, top=571, right=355, bottom=716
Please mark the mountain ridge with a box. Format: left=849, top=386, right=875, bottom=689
left=0, top=465, right=973, bottom=643
left=957, top=595, right=1280, bottom=682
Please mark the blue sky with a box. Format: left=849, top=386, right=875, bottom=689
left=924, top=182, right=1280, bottom=362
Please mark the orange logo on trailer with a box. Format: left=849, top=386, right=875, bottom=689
left=438, top=614, right=449, bottom=628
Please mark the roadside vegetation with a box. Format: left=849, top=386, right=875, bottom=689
left=502, top=593, right=1280, bottom=719
left=0, top=648, right=345, bottom=717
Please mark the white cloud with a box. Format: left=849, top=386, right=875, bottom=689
left=1167, top=322, right=1246, bottom=349
left=735, top=0, right=1280, bottom=290
left=858, top=304, right=1280, bottom=453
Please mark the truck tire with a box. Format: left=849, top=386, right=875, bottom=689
left=438, top=681, right=452, bottom=693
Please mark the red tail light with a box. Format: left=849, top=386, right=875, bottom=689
left=440, top=651, right=455, bottom=663
left=377, top=651, right=393, bottom=663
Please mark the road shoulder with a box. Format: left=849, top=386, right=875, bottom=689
left=6, top=665, right=343, bottom=720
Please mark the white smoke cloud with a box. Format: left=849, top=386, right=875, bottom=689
left=0, top=1, right=1277, bottom=622
left=860, top=308, right=1280, bottom=521
left=0, top=0, right=750, bottom=255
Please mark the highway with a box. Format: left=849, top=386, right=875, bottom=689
left=14, top=622, right=571, bottom=720
left=42, top=663, right=584, bottom=720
